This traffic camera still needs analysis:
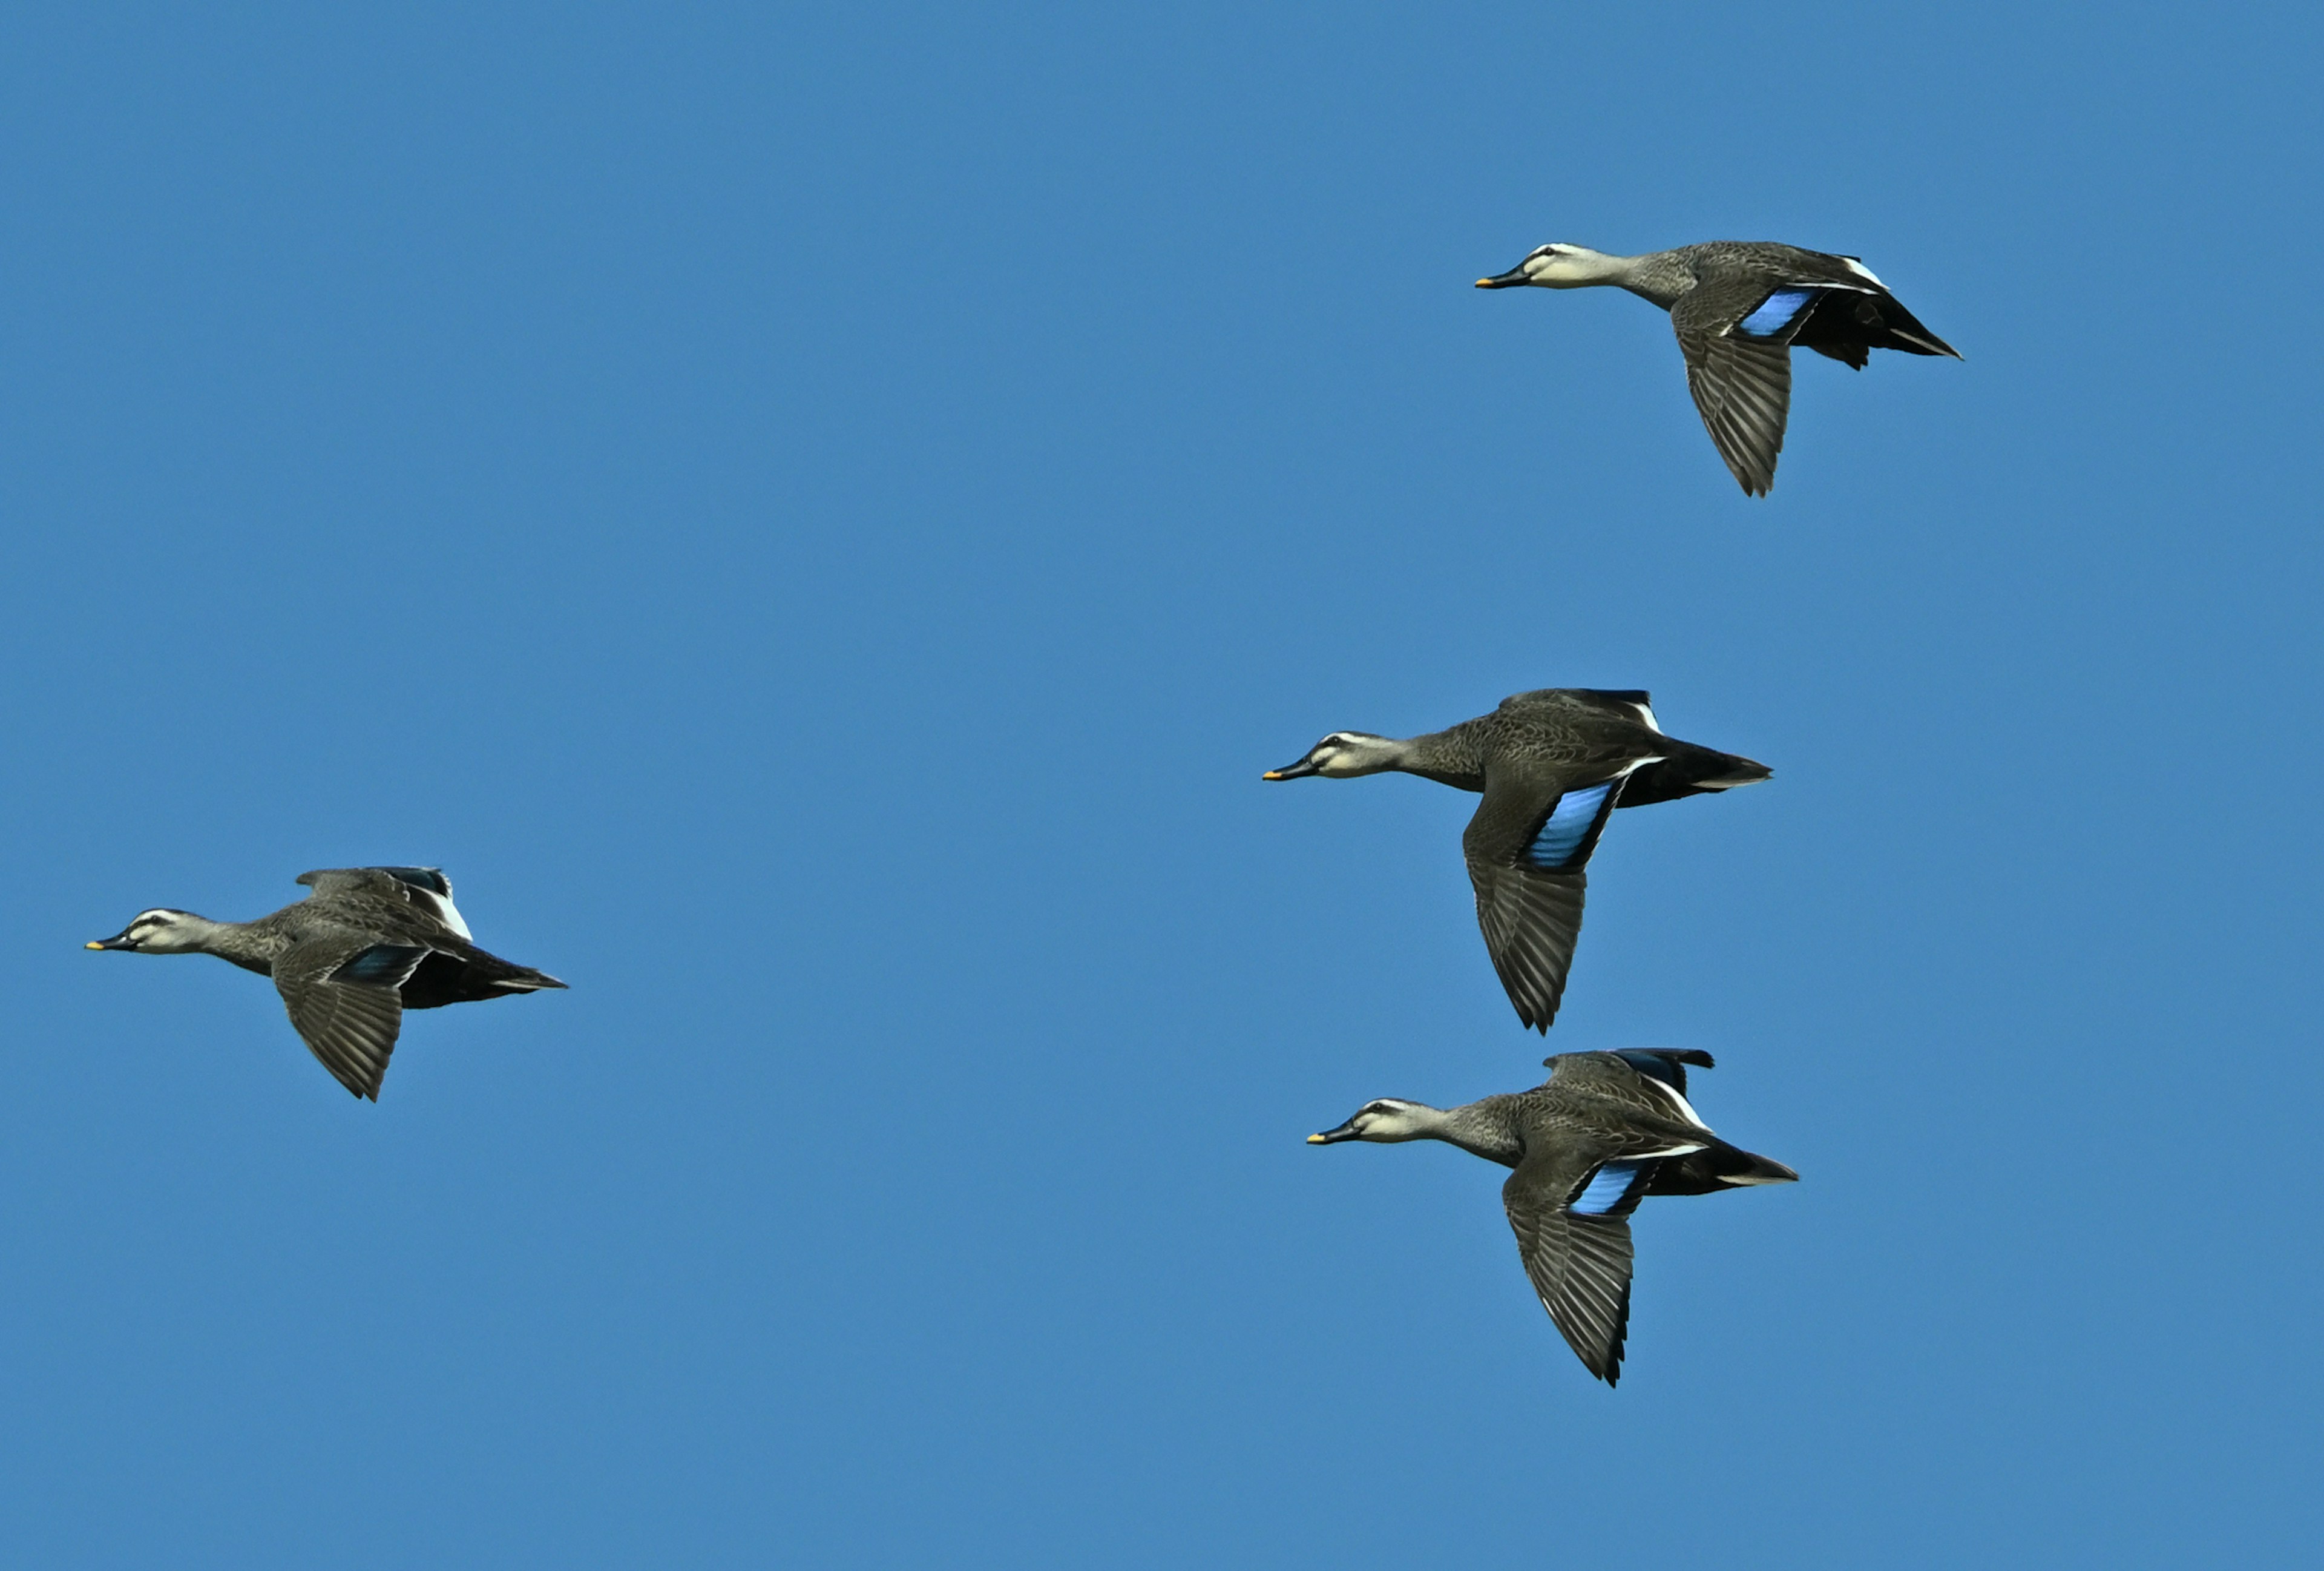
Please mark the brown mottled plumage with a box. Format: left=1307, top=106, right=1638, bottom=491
left=1265, top=690, right=1770, bottom=1031
left=1309, top=1049, right=1797, bottom=1385
left=1478, top=239, right=1960, bottom=495
left=88, top=866, right=564, bottom=1101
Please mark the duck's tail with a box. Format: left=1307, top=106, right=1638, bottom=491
left=401, top=947, right=568, bottom=1009
left=1648, top=1139, right=1798, bottom=1197
left=1866, top=294, right=1960, bottom=359
left=1618, top=742, right=1772, bottom=809
left=488, top=964, right=567, bottom=993
left=1795, top=289, right=1961, bottom=363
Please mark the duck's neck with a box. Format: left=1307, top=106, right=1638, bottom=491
left=1386, top=727, right=1487, bottom=791
left=1411, top=1099, right=1525, bottom=1167
left=1558, top=247, right=1650, bottom=288
left=1609, top=249, right=1695, bottom=309
left=185, top=917, right=289, bottom=977
left=1540, top=246, right=1691, bottom=308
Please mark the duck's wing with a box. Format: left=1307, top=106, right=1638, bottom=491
left=1546, top=1050, right=1718, bottom=1137
left=272, top=938, right=431, bottom=1100
left=1465, top=857, right=1584, bottom=1032
left=369, top=868, right=472, bottom=939
left=1504, top=1069, right=1728, bottom=1382
left=1670, top=278, right=1796, bottom=496
left=1503, top=1150, right=1641, bottom=1385
left=297, top=868, right=396, bottom=900
left=297, top=867, right=471, bottom=940
left=1462, top=769, right=1627, bottom=1032
left=1495, top=688, right=1658, bottom=729
left=1609, top=1048, right=1716, bottom=1098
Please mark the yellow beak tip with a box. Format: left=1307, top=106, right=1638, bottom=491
left=1474, top=278, right=1494, bottom=287
left=1306, top=1133, right=1327, bottom=1144
left=84, top=941, right=103, bottom=950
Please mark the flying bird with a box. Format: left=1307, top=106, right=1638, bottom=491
left=88, top=866, right=564, bottom=1101
left=1265, top=689, right=1767, bottom=1030
left=1476, top=240, right=1959, bottom=495
left=1310, top=1049, right=1796, bottom=1384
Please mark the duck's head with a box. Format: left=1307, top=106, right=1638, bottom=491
left=1262, top=731, right=1400, bottom=780
left=1308, top=1098, right=1433, bottom=1145
left=1476, top=242, right=1618, bottom=289
left=87, top=909, right=209, bottom=954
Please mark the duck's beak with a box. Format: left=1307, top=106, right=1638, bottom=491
left=1307, top=1118, right=1361, bottom=1145
left=1475, top=266, right=1529, bottom=289
left=87, top=932, right=134, bottom=950
left=1262, top=758, right=1318, bottom=781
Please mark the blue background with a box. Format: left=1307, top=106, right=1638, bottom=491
left=4, top=2, right=2317, bottom=1564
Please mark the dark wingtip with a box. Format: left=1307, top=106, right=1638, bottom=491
left=1595, top=1336, right=1627, bottom=1386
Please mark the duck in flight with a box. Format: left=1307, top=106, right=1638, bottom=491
left=1476, top=240, right=1959, bottom=496
left=1310, top=1049, right=1796, bottom=1385
left=88, top=866, right=565, bottom=1101
left=1265, top=689, right=1767, bottom=1031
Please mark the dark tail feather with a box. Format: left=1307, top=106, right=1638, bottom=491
left=1869, top=294, right=1960, bottom=358
left=1648, top=1141, right=1799, bottom=1198
left=491, top=965, right=566, bottom=992
left=1618, top=743, right=1772, bottom=809
left=401, top=948, right=568, bottom=1010
left=1794, top=290, right=1959, bottom=361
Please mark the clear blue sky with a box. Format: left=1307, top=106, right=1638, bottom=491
left=4, top=2, right=2317, bottom=1565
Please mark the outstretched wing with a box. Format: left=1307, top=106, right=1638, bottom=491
left=271, top=940, right=426, bottom=1100
left=1545, top=1050, right=1717, bottom=1138
left=1466, top=860, right=1587, bottom=1032
left=1504, top=1166, right=1638, bottom=1385
left=1463, top=772, right=1624, bottom=1032
left=1672, top=277, right=1796, bottom=497
left=370, top=868, right=472, bottom=939
left=1610, top=1048, right=1716, bottom=1097
left=296, top=867, right=471, bottom=940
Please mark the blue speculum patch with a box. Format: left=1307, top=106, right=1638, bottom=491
left=1571, top=1159, right=1654, bottom=1216
left=335, top=944, right=427, bottom=985
left=1525, top=781, right=1615, bottom=869
left=1738, top=287, right=1820, bottom=337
